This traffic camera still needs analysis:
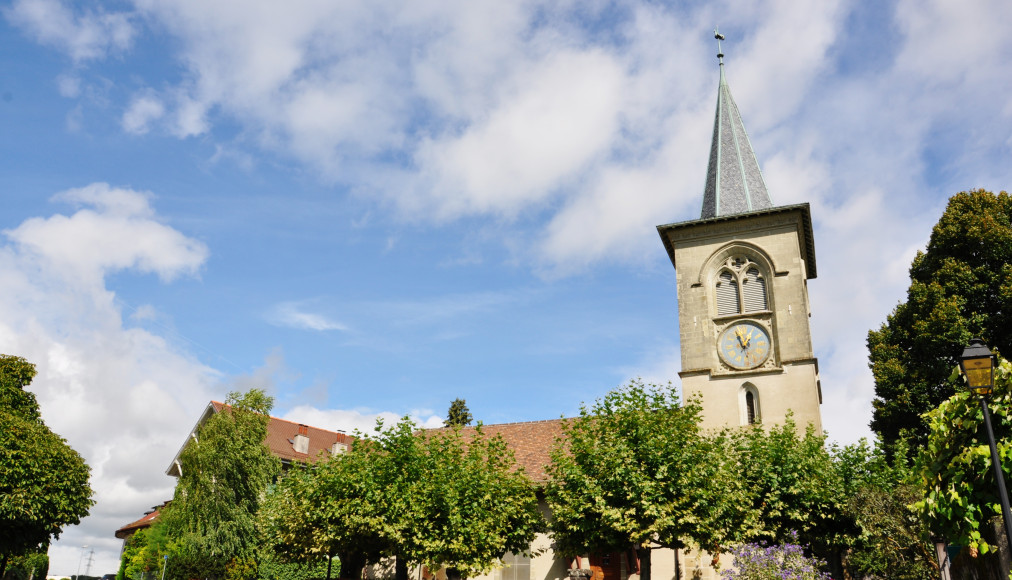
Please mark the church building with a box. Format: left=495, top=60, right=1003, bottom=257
left=656, top=33, right=823, bottom=433
left=115, top=32, right=825, bottom=580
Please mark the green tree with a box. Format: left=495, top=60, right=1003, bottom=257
left=834, top=439, right=936, bottom=579
left=545, top=381, right=749, bottom=579
left=0, top=355, right=93, bottom=577
left=117, top=520, right=178, bottom=580
left=1, top=550, right=49, bottom=580
left=726, top=418, right=854, bottom=564
left=444, top=399, right=473, bottom=427
left=262, top=416, right=542, bottom=580
left=914, top=356, right=1012, bottom=556
left=402, top=423, right=542, bottom=577
left=254, top=552, right=332, bottom=580
left=869, top=189, right=1012, bottom=450
left=261, top=432, right=394, bottom=579
left=160, top=389, right=281, bottom=579
left=0, top=355, right=42, bottom=422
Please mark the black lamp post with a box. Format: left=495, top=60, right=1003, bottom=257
left=959, top=338, right=1012, bottom=552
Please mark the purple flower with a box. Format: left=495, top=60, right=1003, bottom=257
left=720, top=535, right=831, bottom=580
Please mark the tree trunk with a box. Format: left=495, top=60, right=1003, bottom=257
left=395, top=555, right=408, bottom=580
left=638, top=547, right=650, bottom=580
left=326, top=553, right=334, bottom=580
left=0, top=552, right=8, bottom=579
left=445, top=567, right=463, bottom=580
left=337, top=552, right=365, bottom=580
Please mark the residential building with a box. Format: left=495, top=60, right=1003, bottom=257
left=115, top=401, right=351, bottom=544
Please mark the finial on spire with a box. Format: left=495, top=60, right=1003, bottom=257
left=714, top=27, right=725, bottom=65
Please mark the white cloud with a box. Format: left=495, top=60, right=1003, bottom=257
left=172, top=94, right=210, bottom=137
left=122, top=94, right=166, bottom=135
left=0, top=185, right=217, bottom=574
left=4, top=0, right=134, bottom=62
left=619, top=344, right=682, bottom=394
left=56, top=73, right=81, bottom=98
left=6, top=183, right=208, bottom=285
left=92, top=0, right=856, bottom=275
left=267, top=302, right=348, bottom=332
left=412, top=50, right=626, bottom=219
left=894, top=0, right=1012, bottom=86
left=282, top=404, right=444, bottom=435
left=0, top=188, right=433, bottom=574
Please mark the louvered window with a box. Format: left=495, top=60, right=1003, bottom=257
left=742, top=267, right=767, bottom=312
left=716, top=271, right=739, bottom=315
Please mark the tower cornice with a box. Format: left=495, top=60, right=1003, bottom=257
left=656, top=203, right=817, bottom=279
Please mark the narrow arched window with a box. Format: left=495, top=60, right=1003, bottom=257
left=716, top=271, right=739, bottom=315
left=742, top=267, right=767, bottom=312
left=740, top=384, right=761, bottom=426
left=745, top=391, right=757, bottom=424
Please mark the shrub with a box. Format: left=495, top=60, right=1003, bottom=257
left=721, top=534, right=832, bottom=580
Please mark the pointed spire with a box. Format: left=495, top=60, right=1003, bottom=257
left=700, top=30, right=773, bottom=219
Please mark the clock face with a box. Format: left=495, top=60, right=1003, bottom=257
left=718, top=321, right=771, bottom=370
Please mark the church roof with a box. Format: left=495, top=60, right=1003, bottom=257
left=699, top=43, right=773, bottom=219
left=422, top=418, right=567, bottom=484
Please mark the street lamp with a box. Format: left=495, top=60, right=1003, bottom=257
left=958, top=338, right=1012, bottom=551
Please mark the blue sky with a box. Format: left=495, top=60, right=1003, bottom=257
left=3, top=0, right=1012, bottom=574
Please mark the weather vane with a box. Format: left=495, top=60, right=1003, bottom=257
left=714, top=27, right=725, bottom=65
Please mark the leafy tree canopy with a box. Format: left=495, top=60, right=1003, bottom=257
left=1, top=549, right=49, bottom=580
left=261, top=426, right=398, bottom=577
left=444, top=398, right=473, bottom=427
left=402, top=423, right=542, bottom=576
left=914, top=355, right=1012, bottom=555
left=545, top=380, right=749, bottom=578
left=869, top=189, right=1012, bottom=450
left=262, top=416, right=542, bottom=579
left=725, top=418, right=853, bottom=557
left=160, top=388, right=281, bottom=578
left=0, top=354, right=93, bottom=576
left=833, top=439, right=936, bottom=579
left=0, top=355, right=40, bottom=422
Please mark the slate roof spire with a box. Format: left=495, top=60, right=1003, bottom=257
left=700, top=29, right=773, bottom=219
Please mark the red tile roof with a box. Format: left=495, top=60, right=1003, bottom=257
left=208, top=401, right=354, bottom=464
left=423, top=418, right=568, bottom=484
left=135, top=407, right=567, bottom=541
left=166, top=402, right=353, bottom=477
left=114, top=503, right=166, bottom=539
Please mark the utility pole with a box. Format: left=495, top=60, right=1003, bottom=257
left=76, top=545, right=89, bottom=579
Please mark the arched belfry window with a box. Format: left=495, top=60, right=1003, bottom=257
left=740, top=384, right=761, bottom=426
left=714, top=257, right=768, bottom=315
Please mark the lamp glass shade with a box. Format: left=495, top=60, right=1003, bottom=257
left=962, top=356, right=994, bottom=395
left=960, top=339, right=995, bottom=395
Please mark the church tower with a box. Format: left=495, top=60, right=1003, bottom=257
left=656, top=33, right=822, bottom=432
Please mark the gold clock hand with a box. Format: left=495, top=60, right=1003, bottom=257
left=739, top=326, right=751, bottom=348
